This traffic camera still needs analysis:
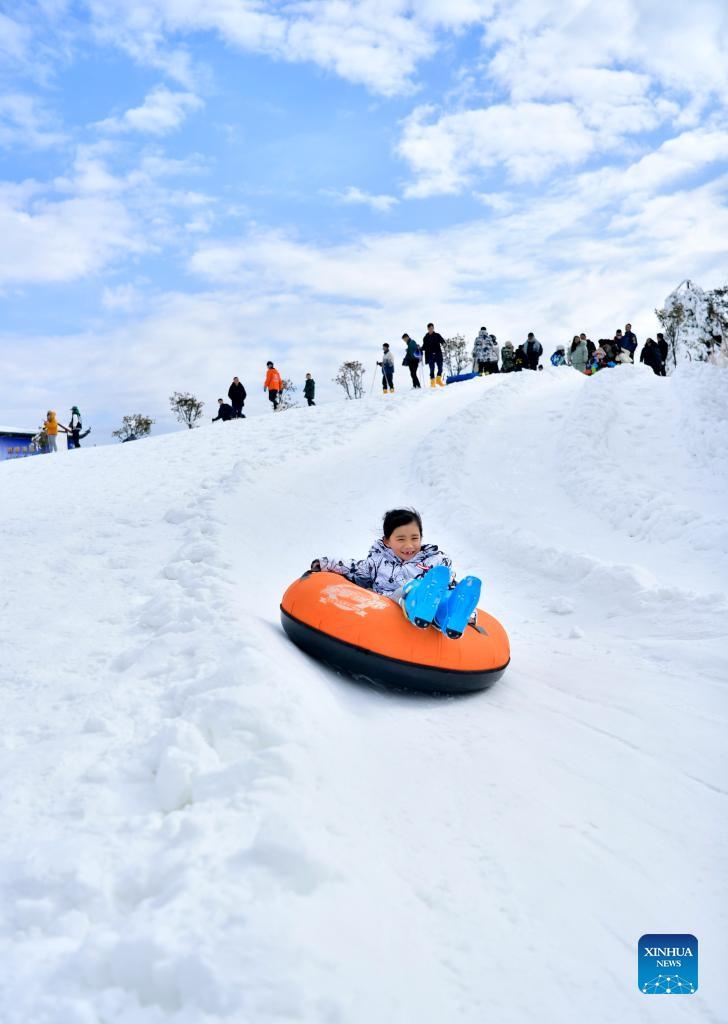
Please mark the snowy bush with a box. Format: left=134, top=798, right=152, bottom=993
left=657, top=280, right=727, bottom=370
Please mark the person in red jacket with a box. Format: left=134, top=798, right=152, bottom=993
left=264, top=360, right=282, bottom=411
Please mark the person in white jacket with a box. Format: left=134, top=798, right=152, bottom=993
left=377, top=343, right=395, bottom=392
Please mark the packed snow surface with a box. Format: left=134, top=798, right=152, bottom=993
left=1, top=363, right=726, bottom=1023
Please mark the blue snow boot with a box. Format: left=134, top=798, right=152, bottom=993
left=435, top=576, right=482, bottom=639
left=401, top=564, right=451, bottom=629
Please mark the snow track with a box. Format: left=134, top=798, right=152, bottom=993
left=1, top=365, right=726, bottom=1022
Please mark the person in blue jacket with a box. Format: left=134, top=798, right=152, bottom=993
left=401, top=333, right=422, bottom=388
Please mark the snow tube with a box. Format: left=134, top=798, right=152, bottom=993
left=280, top=572, right=510, bottom=695
left=446, top=371, right=479, bottom=385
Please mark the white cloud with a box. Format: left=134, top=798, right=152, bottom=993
left=394, top=0, right=728, bottom=195
left=325, top=186, right=399, bottom=213
left=101, top=282, right=146, bottom=310
left=0, top=194, right=143, bottom=285
left=0, top=93, right=67, bottom=149
left=399, top=102, right=596, bottom=196
left=0, top=12, right=31, bottom=62
left=0, top=139, right=218, bottom=286
left=84, top=0, right=439, bottom=96
left=97, top=85, right=203, bottom=135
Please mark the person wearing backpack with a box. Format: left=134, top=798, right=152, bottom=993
left=524, top=333, right=543, bottom=370
left=401, top=333, right=422, bottom=389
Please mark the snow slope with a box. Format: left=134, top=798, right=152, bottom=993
left=1, top=363, right=726, bottom=1023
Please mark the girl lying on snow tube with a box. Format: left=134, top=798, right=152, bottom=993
left=310, top=507, right=480, bottom=638
left=280, top=508, right=509, bottom=694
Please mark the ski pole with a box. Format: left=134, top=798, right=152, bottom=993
left=370, top=362, right=377, bottom=394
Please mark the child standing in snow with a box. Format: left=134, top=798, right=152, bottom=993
left=377, top=343, right=395, bottom=392
left=304, top=373, right=316, bottom=406
left=310, top=508, right=481, bottom=640
left=43, top=410, right=65, bottom=453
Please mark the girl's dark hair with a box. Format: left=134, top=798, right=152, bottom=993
left=382, top=507, right=422, bottom=538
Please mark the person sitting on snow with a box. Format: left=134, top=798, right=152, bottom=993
left=310, top=507, right=481, bottom=640
left=550, top=346, right=567, bottom=366
left=212, top=399, right=234, bottom=421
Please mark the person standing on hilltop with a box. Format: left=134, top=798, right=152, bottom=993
left=43, top=410, right=66, bottom=453
left=472, top=328, right=489, bottom=375
left=228, top=376, right=247, bottom=418
left=523, top=332, right=543, bottom=370
left=378, top=343, right=395, bottom=393
left=620, top=323, right=638, bottom=362
left=422, top=323, right=446, bottom=387
left=304, top=373, right=316, bottom=406
left=401, top=334, right=422, bottom=389
left=67, top=406, right=91, bottom=448
left=264, top=360, right=282, bottom=411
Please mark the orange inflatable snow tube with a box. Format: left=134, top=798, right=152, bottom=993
left=280, top=572, right=510, bottom=694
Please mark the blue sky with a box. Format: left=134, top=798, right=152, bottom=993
left=1, top=0, right=727, bottom=435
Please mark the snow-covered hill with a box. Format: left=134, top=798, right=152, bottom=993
left=1, top=363, right=726, bottom=1023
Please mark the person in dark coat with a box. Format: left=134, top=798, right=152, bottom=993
left=67, top=406, right=91, bottom=448
left=640, top=338, right=665, bottom=376
left=602, top=336, right=618, bottom=362
left=500, top=340, right=516, bottom=372
left=304, top=373, right=316, bottom=406
left=402, top=333, right=422, bottom=388
left=620, top=323, right=638, bottom=362
left=422, top=323, right=446, bottom=387
left=656, top=333, right=668, bottom=373
left=513, top=344, right=527, bottom=371
left=212, top=399, right=234, bottom=421
left=523, top=332, right=543, bottom=370
left=227, top=377, right=246, bottom=417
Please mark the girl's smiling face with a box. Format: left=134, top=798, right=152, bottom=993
left=384, top=521, right=422, bottom=561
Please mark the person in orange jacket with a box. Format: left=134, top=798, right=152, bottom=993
left=42, top=410, right=68, bottom=453
left=264, top=360, right=282, bottom=411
